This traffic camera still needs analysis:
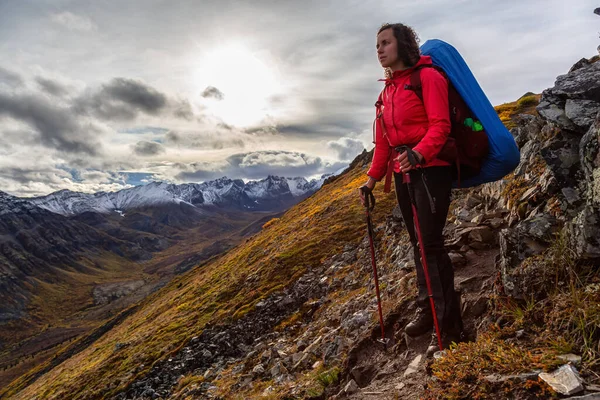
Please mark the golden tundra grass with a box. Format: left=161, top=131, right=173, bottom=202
left=427, top=232, right=600, bottom=399
left=4, top=157, right=397, bottom=399
left=494, top=93, right=541, bottom=129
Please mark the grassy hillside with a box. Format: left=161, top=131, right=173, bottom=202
left=0, top=209, right=272, bottom=390
left=3, top=156, right=397, bottom=399
left=494, top=92, right=541, bottom=128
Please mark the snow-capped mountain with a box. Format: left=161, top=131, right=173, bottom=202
left=27, top=175, right=328, bottom=216
left=0, top=190, right=45, bottom=216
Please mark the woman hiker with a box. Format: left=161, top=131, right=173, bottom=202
left=359, top=23, right=464, bottom=356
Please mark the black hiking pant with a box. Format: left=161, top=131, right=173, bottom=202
left=394, top=166, right=463, bottom=336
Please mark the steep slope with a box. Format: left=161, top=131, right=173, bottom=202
left=0, top=190, right=152, bottom=325
left=0, top=191, right=289, bottom=387
left=0, top=173, right=324, bottom=338
left=2, top=151, right=396, bottom=399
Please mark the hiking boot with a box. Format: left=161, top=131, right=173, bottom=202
left=405, top=307, right=433, bottom=337
left=425, top=332, right=463, bottom=358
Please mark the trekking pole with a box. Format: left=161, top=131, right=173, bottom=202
left=359, top=186, right=389, bottom=348
left=399, top=146, right=444, bottom=352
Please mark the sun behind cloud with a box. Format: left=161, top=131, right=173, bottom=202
left=194, top=43, right=282, bottom=127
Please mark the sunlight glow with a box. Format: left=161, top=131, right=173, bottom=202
left=195, top=43, right=281, bottom=127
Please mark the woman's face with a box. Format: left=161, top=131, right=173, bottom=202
left=376, top=28, right=402, bottom=70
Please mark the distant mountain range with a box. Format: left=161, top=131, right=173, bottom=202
left=0, top=173, right=331, bottom=354
left=25, top=175, right=329, bottom=216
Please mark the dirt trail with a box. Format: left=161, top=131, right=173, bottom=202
left=340, top=247, right=499, bottom=399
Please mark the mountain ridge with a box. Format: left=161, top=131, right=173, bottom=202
left=25, top=174, right=329, bottom=216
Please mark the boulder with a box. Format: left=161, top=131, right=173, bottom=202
left=540, top=131, right=581, bottom=186
left=565, top=99, right=600, bottom=131
left=571, top=111, right=600, bottom=261
left=539, top=364, right=584, bottom=396
left=568, top=206, right=600, bottom=260
left=552, top=60, right=600, bottom=102
left=537, top=60, right=600, bottom=135
left=512, top=114, right=544, bottom=148
left=499, top=214, right=559, bottom=299
left=514, top=140, right=542, bottom=176
left=537, top=90, right=577, bottom=131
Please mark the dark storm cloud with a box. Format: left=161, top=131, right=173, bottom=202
left=243, top=124, right=278, bottom=135
left=35, top=77, right=69, bottom=97
left=0, top=166, right=67, bottom=185
left=201, top=86, right=225, bottom=100
left=132, top=140, right=166, bottom=156
left=0, top=92, right=101, bottom=155
left=327, top=137, right=365, bottom=161
left=74, top=78, right=166, bottom=121
left=276, top=124, right=323, bottom=135
left=176, top=150, right=346, bottom=182
left=0, top=66, right=23, bottom=88
left=74, top=78, right=193, bottom=121
left=120, top=126, right=169, bottom=135
left=164, top=130, right=247, bottom=150
left=103, top=78, right=166, bottom=113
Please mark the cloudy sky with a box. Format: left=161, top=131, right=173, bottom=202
left=0, top=0, right=598, bottom=197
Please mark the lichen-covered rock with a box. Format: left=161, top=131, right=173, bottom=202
left=540, top=132, right=581, bottom=185
left=537, top=60, right=600, bottom=135
left=579, top=112, right=600, bottom=205
left=552, top=60, right=600, bottom=102
left=568, top=206, right=600, bottom=260
left=499, top=214, right=560, bottom=299
left=514, top=140, right=542, bottom=176
left=511, top=114, right=544, bottom=148
left=537, top=90, right=577, bottom=131
left=565, top=99, right=600, bottom=130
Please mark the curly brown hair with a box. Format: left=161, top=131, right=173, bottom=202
left=378, top=23, right=421, bottom=68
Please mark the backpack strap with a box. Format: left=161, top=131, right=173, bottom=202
left=405, top=64, right=462, bottom=186
left=408, top=66, right=425, bottom=103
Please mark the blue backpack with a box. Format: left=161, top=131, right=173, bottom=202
left=418, top=39, right=520, bottom=188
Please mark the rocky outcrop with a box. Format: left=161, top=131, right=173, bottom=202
left=571, top=107, right=600, bottom=259
left=537, top=59, right=600, bottom=134
left=486, top=57, right=600, bottom=300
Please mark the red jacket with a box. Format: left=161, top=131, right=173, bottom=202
left=367, top=55, right=451, bottom=184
